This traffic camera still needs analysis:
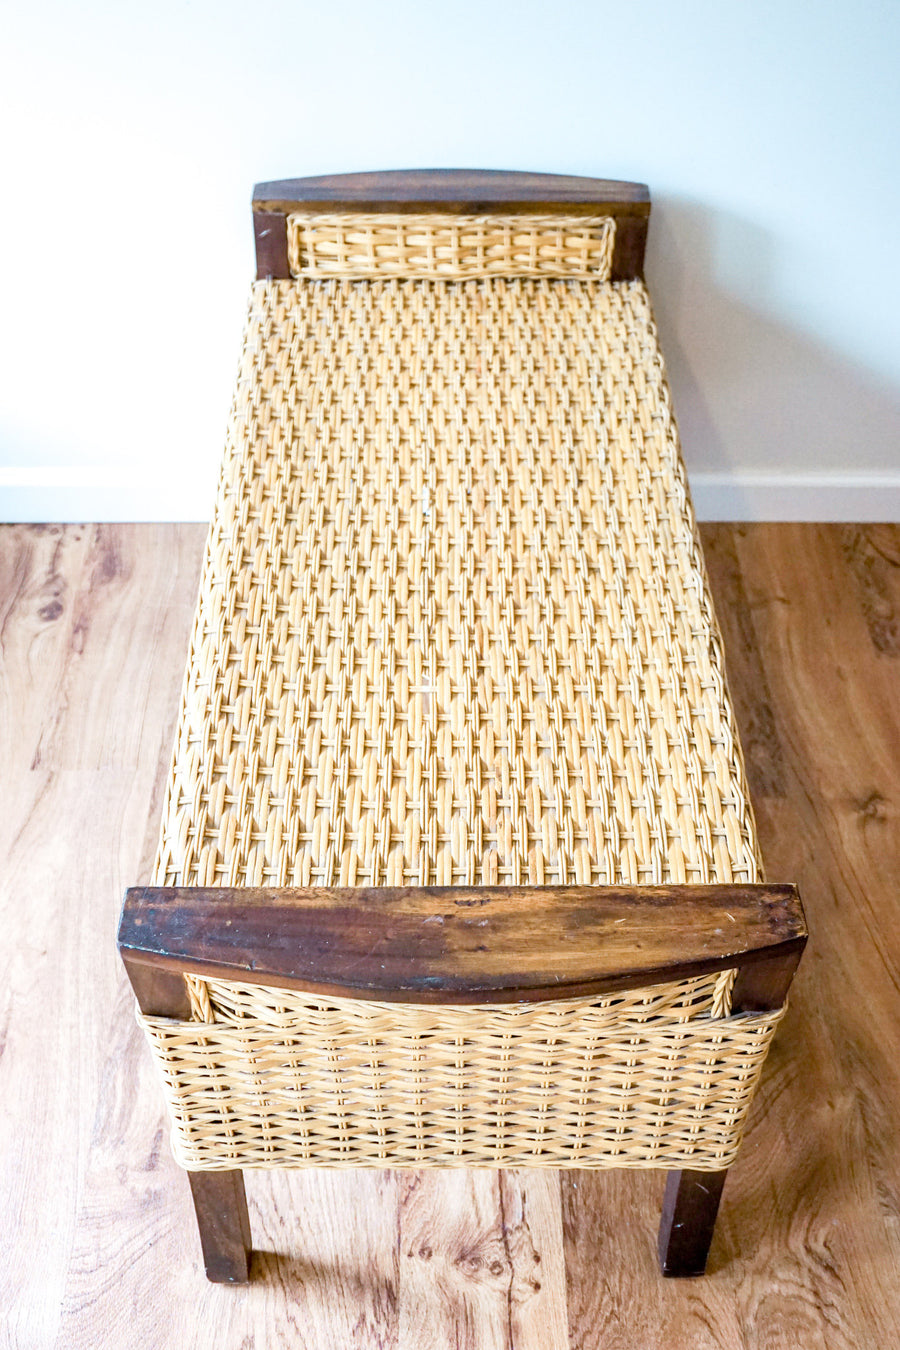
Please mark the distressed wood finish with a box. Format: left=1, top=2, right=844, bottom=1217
left=251, top=168, right=650, bottom=281
left=5, top=524, right=900, bottom=1344
left=118, top=882, right=806, bottom=1006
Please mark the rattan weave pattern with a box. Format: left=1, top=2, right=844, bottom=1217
left=143, top=986, right=782, bottom=1170
left=156, top=275, right=760, bottom=899
left=145, top=269, right=768, bottom=1170
left=287, top=212, right=616, bottom=279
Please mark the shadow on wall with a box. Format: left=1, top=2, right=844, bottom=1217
left=647, top=197, right=900, bottom=480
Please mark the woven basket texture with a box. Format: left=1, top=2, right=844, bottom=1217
left=144, top=986, right=781, bottom=1170
left=287, top=212, right=617, bottom=280
left=145, top=231, right=770, bottom=1170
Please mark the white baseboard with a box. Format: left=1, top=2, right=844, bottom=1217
left=1, top=467, right=899, bottom=523
left=689, top=471, right=900, bottom=521
left=0, top=468, right=214, bottom=524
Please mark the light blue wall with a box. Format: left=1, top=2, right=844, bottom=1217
left=2, top=0, right=898, bottom=519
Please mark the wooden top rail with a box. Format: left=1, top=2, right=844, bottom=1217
left=251, top=169, right=650, bottom=282
left=119, top=883, right=806, bottom=1012
left=252, top=169, right=650, bottom=213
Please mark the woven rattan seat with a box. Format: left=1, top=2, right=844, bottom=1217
left=119, top=170, right=805, bottom=1282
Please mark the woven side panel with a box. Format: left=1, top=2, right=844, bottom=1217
left=286, top=213, right=616, bottom=279
left=140, top=991, right=782, bottom=1170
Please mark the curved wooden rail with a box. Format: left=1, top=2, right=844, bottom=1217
left=119, top=882, right=806, bottom=1013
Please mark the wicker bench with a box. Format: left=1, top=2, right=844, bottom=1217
left=118, top=170, right=806, bottom=1283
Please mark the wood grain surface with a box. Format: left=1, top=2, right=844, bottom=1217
left=119, top=881, right=806, bottom=1005
left=251, top=168, right=650, bottom=212
left=2, top=523, right=899, bottom=1347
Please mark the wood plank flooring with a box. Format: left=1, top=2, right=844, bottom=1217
left=1, top=522, right=898, bottom=1349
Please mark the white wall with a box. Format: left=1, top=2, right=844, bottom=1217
left=2, top=0, right=898, bottom=521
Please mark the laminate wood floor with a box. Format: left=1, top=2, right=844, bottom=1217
left=1, top=522, right=898, bottom=1349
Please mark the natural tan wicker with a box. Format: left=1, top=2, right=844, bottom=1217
left=144, top=983, right=781, bottom=1171
left=143, top=215, right=774, bottom=1175
left=286, top=212, right=617, bottom=279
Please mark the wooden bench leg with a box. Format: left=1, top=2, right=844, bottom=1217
left=658, top=1168, right=727, bottom=1276
left=115, top=961, right=252, bottom=1281
left=657, top=946, right=806, bottom=1276
left=188, top=1170, right=252, bottom=1283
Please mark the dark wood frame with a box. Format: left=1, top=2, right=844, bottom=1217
left=120, top=883, right=804, bottom=1009
left=251, top=168, right=650, bottom=283
left=119, top=882, right=806, bottom=1281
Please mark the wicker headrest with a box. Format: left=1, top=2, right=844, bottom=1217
left=286, top=211, right=616, bottom=281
